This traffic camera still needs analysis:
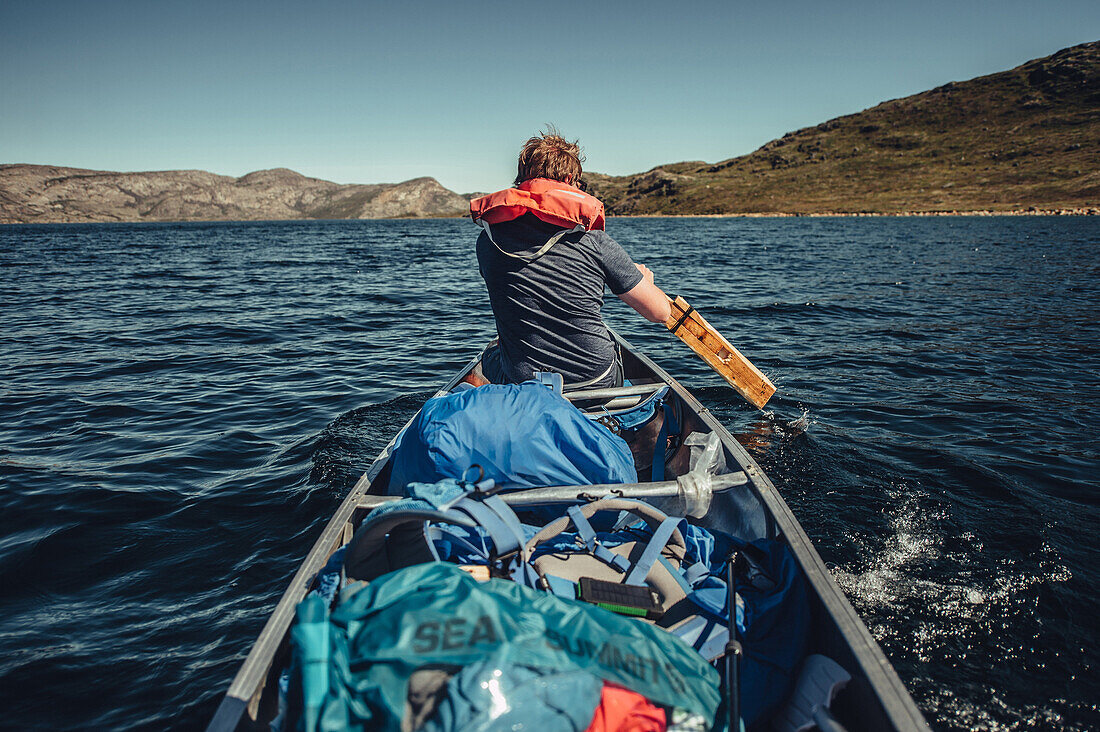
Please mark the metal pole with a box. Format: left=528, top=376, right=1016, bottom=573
left=562, top=383, right=666, bottom=401
left=355, top=472, right=747, bottom=510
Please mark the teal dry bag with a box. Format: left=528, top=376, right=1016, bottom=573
left=289, top=562, right=721, bottom=731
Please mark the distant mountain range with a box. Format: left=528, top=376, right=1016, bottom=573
left=586, top=41, right=1098, bottom=215
left=0, top=166, right=468, bottom=224
left=1, top=41, right=1096, bottom=224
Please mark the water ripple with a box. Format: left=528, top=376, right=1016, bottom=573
left=0, top=217, right=1097, bottom=730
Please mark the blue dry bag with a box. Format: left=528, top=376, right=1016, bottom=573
left=386, top=381, right=636, bottom=494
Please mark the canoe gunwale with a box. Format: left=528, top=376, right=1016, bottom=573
left=205, top=356, right=480, bottom=732
left=613, top=331, right=929, bottom=731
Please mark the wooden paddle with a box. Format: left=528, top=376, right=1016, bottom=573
left=664, top=295, right=776, bottom=409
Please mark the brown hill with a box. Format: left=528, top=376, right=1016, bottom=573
left=586, top=41, right=1099, bottom=214
left=0, top=165, right=469, bottom=223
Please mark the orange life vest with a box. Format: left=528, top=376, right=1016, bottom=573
left=470, top=178, right=606, bottom=231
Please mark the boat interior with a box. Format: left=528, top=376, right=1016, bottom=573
left=211, top=335, right=926, bottom=732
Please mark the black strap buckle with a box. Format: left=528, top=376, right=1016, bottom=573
left=670, top=304, right=696, bottom=335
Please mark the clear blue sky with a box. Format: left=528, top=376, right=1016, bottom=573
left=2, top=1, right=1096, bottom=193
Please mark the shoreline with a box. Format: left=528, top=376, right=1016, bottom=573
left=615, top=207, right=1098, bottom=218
left=2, top=207, right=1097, bottom=226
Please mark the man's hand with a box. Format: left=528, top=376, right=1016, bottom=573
left=635, top=262, right=655, bottom=285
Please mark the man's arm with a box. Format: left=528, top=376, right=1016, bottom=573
left=618, top=263, right=672, bottom=323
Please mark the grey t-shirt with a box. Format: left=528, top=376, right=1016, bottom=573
left=476, top=214, right=643, bottom=385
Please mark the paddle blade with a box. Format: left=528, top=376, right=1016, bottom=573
left=665, top=295, right=776, bottom=409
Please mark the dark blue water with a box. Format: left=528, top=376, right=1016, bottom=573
left=1, top=217, right=1097, bottom=730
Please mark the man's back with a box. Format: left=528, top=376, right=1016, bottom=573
left=476, top=214, right=642, bottom=386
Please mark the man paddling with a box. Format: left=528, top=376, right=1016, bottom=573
left=468, top=130, right=671, bottom=388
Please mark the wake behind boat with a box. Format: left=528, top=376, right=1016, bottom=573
left=206, top=332, right=929, bottom=732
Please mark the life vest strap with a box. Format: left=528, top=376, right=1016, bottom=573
left=479, top=219, right=585, bottom=265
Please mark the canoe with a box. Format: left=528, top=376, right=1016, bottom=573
left=206, top=331, right=929, bottom=731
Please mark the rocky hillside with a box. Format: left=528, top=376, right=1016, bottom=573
left=586, top=41, right=1099, bottom=214
left=4, top=43, right=1095, bottom=222
left=0, top=166, right=468, bottom=223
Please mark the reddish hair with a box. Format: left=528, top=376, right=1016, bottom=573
left=514, top=129, right=584, bottom=186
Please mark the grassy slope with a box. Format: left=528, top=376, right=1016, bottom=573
left=586, top=42, right=1099, bottom=214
